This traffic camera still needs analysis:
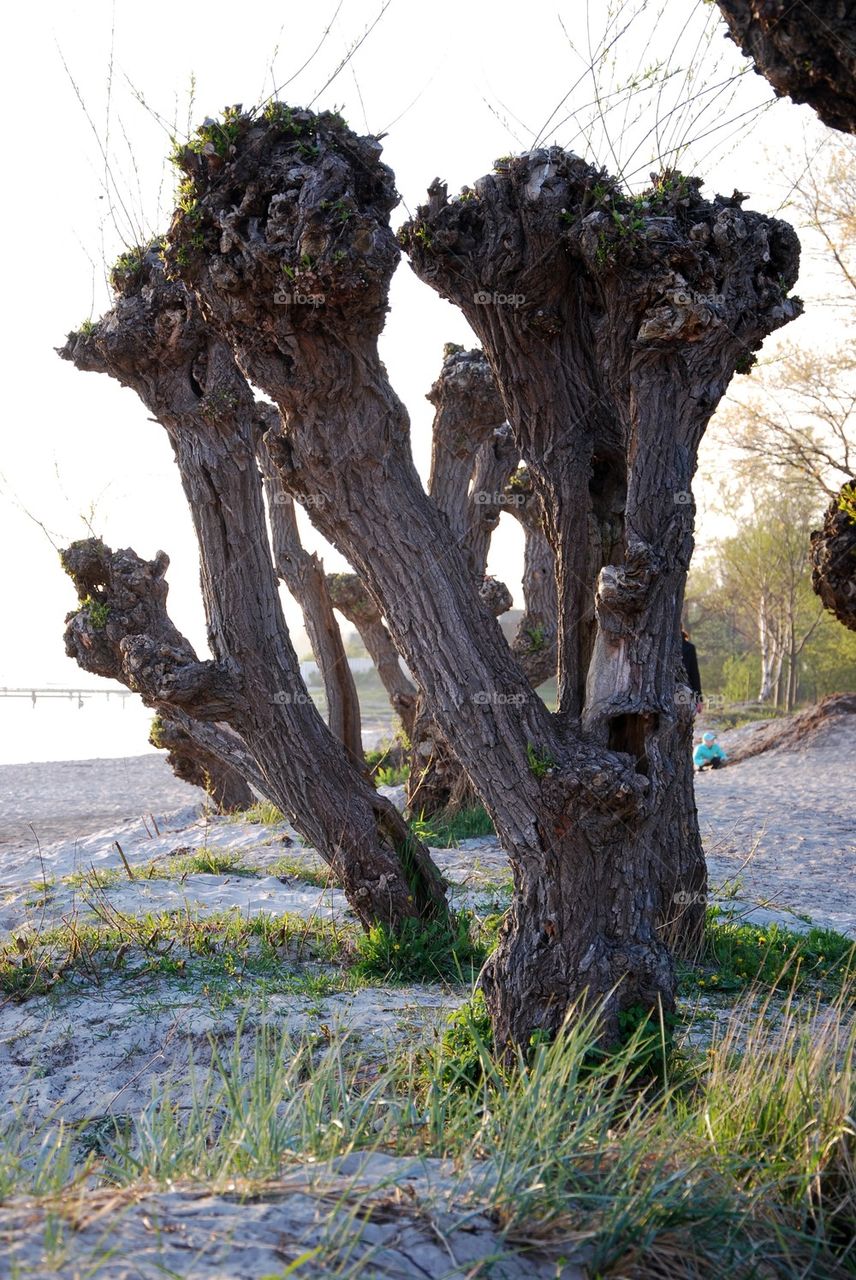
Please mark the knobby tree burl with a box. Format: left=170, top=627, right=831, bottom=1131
left=810, top=480, right=856, bottom=632
left=715, top=0, right=856, bottom=135
left=59, top=250, right=447, bottom=931
left=163, top=105, right=800, bottom=1046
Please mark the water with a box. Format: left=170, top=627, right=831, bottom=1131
left=0, top=662, right=397, bottom=765
left=0, top=692, right=161, bottom=765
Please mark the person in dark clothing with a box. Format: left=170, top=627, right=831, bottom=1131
left=681, top=627, right=703, bottom=714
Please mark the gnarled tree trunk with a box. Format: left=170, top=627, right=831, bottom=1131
left=325, top=572, right=418, bottom=740
left=504, top=468, right=558, bottom=688
left=255, top=418, right=363, bottom=761
left=408, top=345, right=514, bottom=815
left=167, top=108, right=800, bottom=1047
left=58, top=255, right=447, bottom=931
left=149, top=714, right=254, bottom=812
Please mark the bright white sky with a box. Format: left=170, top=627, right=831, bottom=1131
left=0, top=0, right=840, bottom=686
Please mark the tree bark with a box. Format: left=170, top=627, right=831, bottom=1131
left=425, top=345, right=509, bottom=573
left=810, top=480, right=856, bottom=631
left=714, top=0, right=856, bottom=135
left=254, top=416, right=363, bottom=762
left=504, top=468, right=558, bottom=688
left=325, top=572, right=418, bottom=739
left=148, top=714, right=255, bottom=811
left=408, top=345, right=514, bottom=814
left=58, top=255, right=447, bottom=931
left=167, top=109, right=801, bottom=1046
left=467, top=423, right=518, bottom=575
left=405, top=161, right=800, bottom=965
left=758, top=599, right=775, bottom=701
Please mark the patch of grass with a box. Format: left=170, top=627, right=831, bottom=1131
left=354, top=911, right=486, bottom=984
left=433, top=988, right=493, bottom=1090
left=81, top=595, right=110, bottom=630
left=64, top=868, right=123, bottom=891
left=679, top=913, right=855, bottom=996
left=526, top=742, right=555, bottom=778
left=525, top=624, right=546, bottom=651
left=365, top=743, right=409, bottom=787
left=5, top=988, right=853, bottom=1276
left=0, top=908, right=354, bottom=1003
left=267, top=856, right=334, bottom=889
left=373, top=764, right=409, bottom=786
left=409, top=805, right=495, bottom=848
left=23, top=876, right=57, bottom=908
left=704, top=703, right=788, bottom=731
left=234, top=801, right=286, bottom=826
left=166, top=847, right=256, bottom=878
left=119, top=849, right=258, bottom=882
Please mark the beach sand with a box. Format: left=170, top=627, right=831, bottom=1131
left=0, top=710, right=852, bottom=1277
left=2, top=708, right=853, bottom=934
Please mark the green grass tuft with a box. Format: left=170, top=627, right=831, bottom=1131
left=234, top=800, right=286, bottom=826
left=354, top=911, right=486, bottom=984
left=409, top=805, right=495, bottom=848
left=4, top=988, right=853, bottom=1275
left=679, top=913, right=855, bottom=996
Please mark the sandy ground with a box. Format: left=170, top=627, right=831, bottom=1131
left=0, top=713, right=853, bottom=1277
left=2, top=709, right=853, bottom=933
left=697, top=712, right=856, bottom=935
left=0, top=755, right=202, bottom=852
left=0, top=1156, right=585, bottom=1279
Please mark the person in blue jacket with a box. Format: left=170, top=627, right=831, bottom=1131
left=693, top=730, right=727, bottom=771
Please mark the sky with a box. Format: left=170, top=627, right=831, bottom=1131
left=0, top=0, right=841, bottom=688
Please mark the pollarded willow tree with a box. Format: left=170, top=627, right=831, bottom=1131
left=159, top=104, right=800, bottom=1046
left=59, top=249, right=447, bottom=932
